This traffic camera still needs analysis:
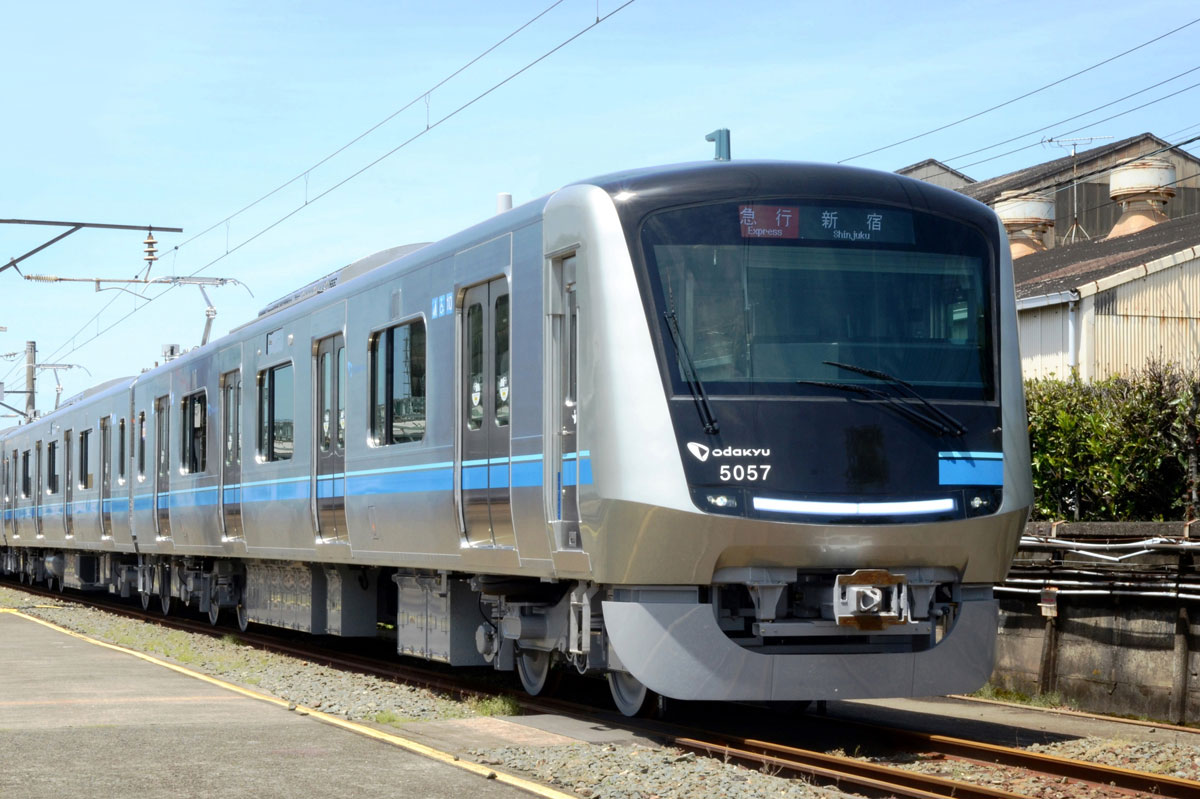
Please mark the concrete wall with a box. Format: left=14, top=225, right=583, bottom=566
left=992, top=591, right=1199, bottom=722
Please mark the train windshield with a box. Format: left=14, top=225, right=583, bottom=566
left=638, top=199, right=996, bottom=401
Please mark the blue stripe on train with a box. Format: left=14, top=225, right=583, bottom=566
left=1, top=452, right=597, bottom=519
left=938, top=451, right=1004, bottom=486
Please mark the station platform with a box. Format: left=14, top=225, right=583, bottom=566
left=0, top=610, right=558, bottom=799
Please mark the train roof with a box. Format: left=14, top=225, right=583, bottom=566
left=576, top=160, right=999, bottom=229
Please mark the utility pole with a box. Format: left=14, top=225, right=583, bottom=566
left=24, top=341, right=35, bottom=417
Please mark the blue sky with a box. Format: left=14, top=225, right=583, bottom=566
left=2, top=0, right=1198, bottom=414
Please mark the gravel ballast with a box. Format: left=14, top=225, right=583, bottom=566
left=4, top=583, right=1199, bottom=799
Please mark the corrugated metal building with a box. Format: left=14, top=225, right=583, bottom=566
left=903, top=133, right=1200, bottom=379
left=1013, top=215, right=1200, bottom=378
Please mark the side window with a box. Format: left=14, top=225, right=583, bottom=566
left=223, top=373, right=241, bottom=467
left=118, top=418, right=127, bottom=482
left=337, top=345, right=346, bottom=450
left=155, top=397, right=169, bottom=482
left=494, top=293, right=510, bottom=427
left=257, top=363, right=294, bottom=461
left=181, top=391, right=207, bottom=474
left=21, top=450, right=30, bottom=498
left=319, top=351, right=332, bottom=451
left=79, top=429, right=92, bottom=489
left=137, top=411, right=147, bottom=478
left=369, top=320, right=426, bottom=445
left=47, top=440, right=59, bottom=494
left=466, top=303, right=483, bottom=431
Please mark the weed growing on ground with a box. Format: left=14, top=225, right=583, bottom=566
left=467, top=694, right=521, bottom=717
left=972, top=682, right=1076, bottom=709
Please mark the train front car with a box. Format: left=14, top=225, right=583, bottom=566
left=551, top=162, right=1031, bottom=713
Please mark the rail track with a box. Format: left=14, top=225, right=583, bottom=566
left=4, top=577, right=1197, bottom=799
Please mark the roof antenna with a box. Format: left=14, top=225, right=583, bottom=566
left=706, top=128, right=731, bottom=161
left=1046, top=136, right=1112, bottom=243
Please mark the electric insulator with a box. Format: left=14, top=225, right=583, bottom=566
left=144, top=232, right=158, bottom=263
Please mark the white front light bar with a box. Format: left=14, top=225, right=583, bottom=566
left=752, top=496, right=956, bottom=516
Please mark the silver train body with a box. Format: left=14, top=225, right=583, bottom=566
left=1, top=162, right=1031, bottom=712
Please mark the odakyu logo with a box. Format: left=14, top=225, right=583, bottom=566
left=687, top=443, right=771, bottom=462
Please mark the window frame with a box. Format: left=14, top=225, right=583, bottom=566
left=47, top=440, right=59, bottom=495
left=79, top=428, right=92, bottom=489
left=369, top=318, right=427, bottom=447
left=257, top=361, right=295, bottom=462
left=118, top=418, right=126, bottom=483
left=180, top=390, right=208, bottom=474
left=137, top=411, right=147, bottom=480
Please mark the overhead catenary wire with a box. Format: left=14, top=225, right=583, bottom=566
left=985, top=131, right=1200, bottom=204
left=938, top=63, right=1200, bottom=165
left=952, top=78, right=1200, bottom=172
left=838, top=14, right=1200, bottom=164
left=28, top=0, right=638, bottom=373
left=3, top=0, right=574, bottom=389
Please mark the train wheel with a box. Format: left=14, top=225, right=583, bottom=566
left=607, top=671, right=653, bottom=717
left=516, top=648, right=552, bottom=696
left=157, top=563, right=173, bottom=616
left=206, top=567, right=221, bottom=626
left=140, top=590, right=152, bottom=612
left=235, top=598, right=249, bottom=633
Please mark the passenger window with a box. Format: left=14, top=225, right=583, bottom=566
left=494, top=293, right=510, bottom=427
left=47, top=441, right=59, bottom=494
left=156, top=397, right=170, bottom=483
left=257, top=363, right=294, bottom=461
left=118, top=419, right=126, bottom=482
left=320, top=352, right=332, bottom=452
left=223, top=374, right=241, bottom=467
left=137, top=412, right=147, bottom=478
left=79, top=429, right=92, bottom=489
left=369, top=320, right=426, bottom=445
left=21, top=450, right=30, bottom=498
left=181, top=391, right=207, bottom=473
left=337, top=346, right=346, bottom=450
left=466, top=303, right=483, bottom=431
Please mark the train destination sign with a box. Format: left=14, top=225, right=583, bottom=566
left=739, top=204, right=915, bottom=244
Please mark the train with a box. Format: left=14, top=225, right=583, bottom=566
left=0, top=161, right=1032, bottom=715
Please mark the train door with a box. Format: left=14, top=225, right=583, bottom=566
left=154, top=395, right=171, bottom=538
left=99, top=417, right=112, bottom=538
left=459, top=278, right=513, bottom=548
left=219, top=370, right=243, bottom=540
left=313, top=334, right=347, bottom=542
left=63, top=431, right=73, bottom=538
left=557, top=256, right=581, bottom=548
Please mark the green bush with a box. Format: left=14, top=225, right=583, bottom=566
left=1026, top=364, right=1200, bottom=521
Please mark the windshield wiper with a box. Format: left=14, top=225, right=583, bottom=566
left=664, top=310, right=719, bottom=434
left=823, top=361, right=967, bottom=437
left=797, top=379, right=955, bottom=436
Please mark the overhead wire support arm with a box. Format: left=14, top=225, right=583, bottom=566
left=22, top=274, right=252, bottom=348
left=0, top=219, right=183, bottom=276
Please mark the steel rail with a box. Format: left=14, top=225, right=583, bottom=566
left=6, top=577, right=1197, bottom=798
left=823, top=718, right=1200, bottom=798
left=674, top=736, right=1036, bottom=799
